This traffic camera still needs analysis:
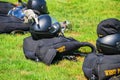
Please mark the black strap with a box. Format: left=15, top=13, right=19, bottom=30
left=77, top=42, right=97, bottom=53
left=42, top=49, right=57, bottom=65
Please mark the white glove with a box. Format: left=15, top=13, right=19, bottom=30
left=23, top=9, right=38, bottom=23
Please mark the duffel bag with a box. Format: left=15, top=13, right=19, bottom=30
left=0, top=14, right=30, bottom=34
left=0, top=1, right=15, bottom=14
left=23, top=36, right=96, bottom=65
left=82, top=53, right=120, bottom=80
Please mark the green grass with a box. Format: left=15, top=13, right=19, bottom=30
left=0, top=0, right=120, bottom=80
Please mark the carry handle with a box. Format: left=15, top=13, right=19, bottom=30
left=79, top=42, right=97, bottom=53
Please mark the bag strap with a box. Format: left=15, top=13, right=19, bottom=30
left=89, top=53, right=104, bottom=80
left=81, top=42, right=96, bottom=53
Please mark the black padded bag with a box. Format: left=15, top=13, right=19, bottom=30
left=0, top=1, right=15, bottom=14
left=82, top=53, right=120, bottom=80
left=97, top=18, right=120, bottom=38
left=0, top=14, right=30, bottom=34
left=23, top=36, right=96, bottom=65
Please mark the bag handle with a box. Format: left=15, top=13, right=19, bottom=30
left=78, top=42, right=97, bottom=53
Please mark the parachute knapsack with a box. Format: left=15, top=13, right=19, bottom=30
left=0, top=14, right=30, bottom=34
left=82, top=53, right=120, bottom=80
left=23, top=36, right=96, bottom=65
left=0, top=1, right=15, bottom=14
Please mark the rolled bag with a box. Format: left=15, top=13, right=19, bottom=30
left=23, top=36, right=96, bottom=65
left=82, top=53, right=120, bottom=80
left=0, top=14, right=30, bottom=34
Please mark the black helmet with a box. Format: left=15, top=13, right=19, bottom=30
left=27, top=0, right=49, bottom=15
left=30, top=14, right=61, bottom=40
left=96, top=34, right=120, bottom=55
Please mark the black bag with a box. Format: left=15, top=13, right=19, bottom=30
left=97, top=18, right=120, bottom=38
left=82, top=53, right=120, bottom=80
left=0, top=1, right=15, bottom=14
left=23, top=36, right=96, bottom=65
left=0, top=14, right=30, bottom=34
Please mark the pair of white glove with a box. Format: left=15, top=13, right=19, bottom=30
left=23, top=9, right=39, bottom=24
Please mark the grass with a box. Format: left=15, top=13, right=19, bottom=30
left=0, top=0, right=120, bottom=80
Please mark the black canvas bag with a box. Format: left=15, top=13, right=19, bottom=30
left=82, top=53, right=120, bottom=80
left=0, top=14, right=30, bottom=34
left=97, top=18, right=120, bottom=38
left=0, top=1, right=15, bottom=14
left=23, top=36, right=96, bottom=65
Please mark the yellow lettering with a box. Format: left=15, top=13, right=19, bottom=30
left=117, top=68, right=120, bottom=74
left=56, top=46, right=66, bottom=53
left=104, top=69, right=116, bottom=76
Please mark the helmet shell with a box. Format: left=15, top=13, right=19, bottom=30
left=27, top=0, right=49, bottom=15
left=30, top=14, right=61, bottom=40
left=31, top=14, right=52, bottom=32
left=96, top=34, right=120, bottom=54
